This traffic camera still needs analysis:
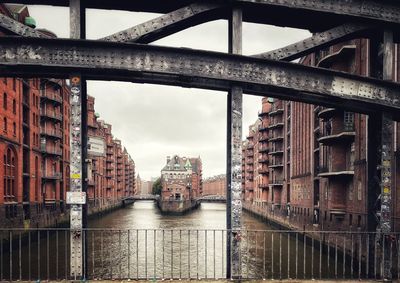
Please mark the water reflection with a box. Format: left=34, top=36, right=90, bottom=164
left=1, top=202, right=353, bottom=280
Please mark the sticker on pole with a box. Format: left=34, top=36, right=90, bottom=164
left=66, top=192, right=86, bottom=204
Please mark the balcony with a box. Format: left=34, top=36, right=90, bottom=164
left=41, top=145, right=62, bottom=157
left=259, top=157, right=269, bottom=164
left=259, top=183, right=269, bottom=189
left=318, top=108, right=337, bottom=120
left=259, top=168, right=269, bottom=175
left=318, top=126, right=355, bottom=146
left=268, top=122, right=284, bottom=129
left=42, top=171, right=62, bottom=180
left=258, top=111, right=269, bottom=117
left=317, top=45, right=356, bottom=68
left=40, top=109, right=62, bottom=122
left=40, top=127, right=62, bottom=140
left=259, top=135, right=268, bottom=142
left=259, top=125, right=268, bottom=132
left=106, top=165, right=114, bottom=171
left=269, top=135, right=283, bottom=142
left=269, top=149, right=284, bottom=155
left=106, top=174, right=113, bottom=179
left=269, top=179, right=284, bottom=186
left=268, top=108, right=284, bottom=116
left=40, top=89, right=62, bottom=104
left=318, top=167, right=354, bottom=179
left=269, top=162, right=283, bottom=168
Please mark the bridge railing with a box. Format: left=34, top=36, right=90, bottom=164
left=0, top=228, right=398, bottom=281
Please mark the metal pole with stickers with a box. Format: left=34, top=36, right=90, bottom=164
left=67, top=0, right=88, bottom=279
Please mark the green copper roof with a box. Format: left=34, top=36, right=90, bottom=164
left=24, top=16, right=36, bottom=28
left=95, top=112, right=100, bottom=118
left=267, top=97, right=274, bottom=103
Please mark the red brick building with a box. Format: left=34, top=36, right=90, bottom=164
left=203, top=174, right=226, bottom=197
left=87, top=96, right=136, bottom=213
left=243, top=38, right=400, bottom=232
left=0, top=4, right=136, bottom=227
left=160, top=155, right=202, bottom=202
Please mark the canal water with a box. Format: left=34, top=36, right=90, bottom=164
left=2, top=202, right=353, bottom=280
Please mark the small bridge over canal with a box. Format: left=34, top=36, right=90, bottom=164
left=122, top=194, right=160, bottom=205
left=196, top=195, right=227, bottom=203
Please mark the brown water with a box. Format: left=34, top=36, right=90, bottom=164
left=2, top=202, right=353, bottom=280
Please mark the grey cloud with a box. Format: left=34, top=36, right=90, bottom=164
left=28, top=5, right=310, bottom=179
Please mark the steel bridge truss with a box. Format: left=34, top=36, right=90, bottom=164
left=0, top=0, right=399, bottom=280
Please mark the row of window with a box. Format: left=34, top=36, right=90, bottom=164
left=3, top=118, right=16, bottom=136
left=2, top=78, right=17, bottom=92
left=3, top=147, right=16, bottom=202
left=2, top=92, right=17, bottom=113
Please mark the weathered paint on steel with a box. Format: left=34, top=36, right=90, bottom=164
left=0, top=38, right=399, bottom=113
left=69, top=73, right=83, bottom=278
left=101, top=3, right=222, bottom=43
left=5, top=0, right=400, bottom=27
left=227, top=7, right=243, bottom=279
left=0, top=13, right=50, bottom=38
left=255, top=23, right=372, bottom=61
left=380, top=30, right=394, bottom=280
left=69, top=0, right=85, bottom=278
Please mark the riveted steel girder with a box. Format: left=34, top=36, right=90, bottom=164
left=7, top=0, right=400, bottom=31
left=101, top=3, right=223, bottom=43
left=0, top=13, right=50, bottom=38
left=254, top=23, right=373, bottom=61
left=0, top=37, right=399, bottom=114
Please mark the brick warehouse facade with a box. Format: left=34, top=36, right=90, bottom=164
left=159, top=155, right=202, bottom=213
left=243, top=38, right=400, bottom=232
left=0, top=4, right=136, bottom=228
left=203, top=174, right=226, bottom=197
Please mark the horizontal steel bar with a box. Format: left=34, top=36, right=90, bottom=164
left=254, top=23, right=374, bottom=61
left=101, top=3, right=223, bottom=43
left=0, top=227, right=399, bottom=234
left=0, top=37, right=399, bottom=115
left=6, top=0, right=400, bottom=30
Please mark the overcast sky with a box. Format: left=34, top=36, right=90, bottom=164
left=27, top=5, right=310, bottom=180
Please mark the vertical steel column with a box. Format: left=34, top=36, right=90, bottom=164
left=226, top=6, right=243, bottom=279
left=381, top=30, right=394, bottom=280
left=69, top=0, right=87, bottom=279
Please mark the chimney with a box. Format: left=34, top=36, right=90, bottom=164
left=166, top=156, right=171, bottom=164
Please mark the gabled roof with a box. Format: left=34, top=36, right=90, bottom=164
left=162, top=155, right=188, bottom=172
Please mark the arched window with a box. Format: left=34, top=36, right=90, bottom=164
left=4, top=147, right=16, bottom=202
left=3, top=92, right=7, bottom=110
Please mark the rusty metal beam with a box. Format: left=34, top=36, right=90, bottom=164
left=254, top=23, right=373, bottom=61
left=6, top=0, right=400, bottom=30
left=0, top=13, right=49, bottom=38
left=101, top=3, right=223, bottom=43
left=0, top=37, right=399, bottom=114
